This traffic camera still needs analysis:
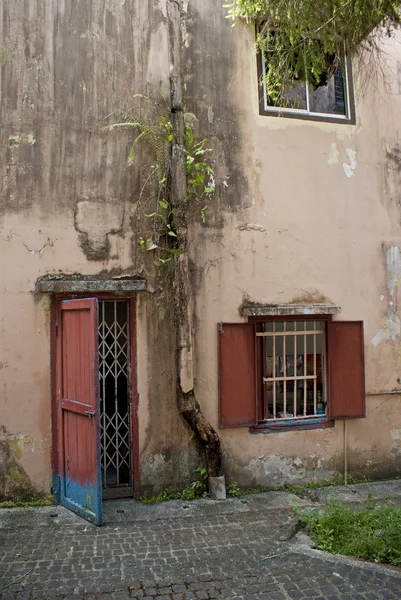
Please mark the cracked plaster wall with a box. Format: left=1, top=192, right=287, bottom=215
left=0, top=0, right=198, bottom=497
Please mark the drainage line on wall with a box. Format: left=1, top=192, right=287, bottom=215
left=344, top=420, right=348, bottom=485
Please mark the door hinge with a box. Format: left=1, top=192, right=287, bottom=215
left=218, top=322, right=223, bottom=334
left=55, top=322, right=59, bottom=336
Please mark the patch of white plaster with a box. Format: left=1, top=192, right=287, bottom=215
left=391, top=428, right=401, bottom=440
left=207, top=105, right=214, bottom=124
left=371, top=308, right=401, bottom=347
left=386, top=245, right=401, bottom=297
left=328, top=142, right=340, bottom=165
left=181, top=20, right=189, bottom=48
left=372, top=246, right=401, bottom=346
left=343, top=148, right=357, bottom=178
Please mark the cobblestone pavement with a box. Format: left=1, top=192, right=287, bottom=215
left=1, top=490, right=401, bottom=600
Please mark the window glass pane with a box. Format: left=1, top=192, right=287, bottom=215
left=308, top=68, right=346, bottom=116
left=266, top=80, right=307, bottom=111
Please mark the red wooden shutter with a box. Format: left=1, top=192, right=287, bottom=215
left=327, top=321, right=366, bottom=419
left=218, top=323, right=257, bottom=428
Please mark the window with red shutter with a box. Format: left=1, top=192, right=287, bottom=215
left=218, top=318, right=366, bottom=430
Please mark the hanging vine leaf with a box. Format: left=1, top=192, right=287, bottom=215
left=103, top=94, right=215, bottom=264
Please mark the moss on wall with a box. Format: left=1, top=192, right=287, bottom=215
left=0, top=425, right=36, bottom=500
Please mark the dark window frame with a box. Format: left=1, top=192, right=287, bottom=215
left=256, top=35, right=356, bottom=125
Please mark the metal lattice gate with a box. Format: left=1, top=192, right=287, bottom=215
left=98, top=301, right=132, bottom=494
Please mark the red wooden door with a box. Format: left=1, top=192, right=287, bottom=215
left=56, top=299, right=102, bottom=525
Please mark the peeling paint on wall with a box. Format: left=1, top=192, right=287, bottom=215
left=8, top=133, right=36, bottom=147
left=372, top=246, right=401, bottom=346
left=328, top=144, right=356, bottom=177
left=343, top=148, right=357, bottom=178
left=237, top=223, right=266, bottom=232
left=328, top=142, right=340, bottom=165
left=244, top=453, right=336, bottom=487
left=74, top=200, right=124, bottom=261
left=8, top=433, right=35, bottom=459
left=0, top=426, right=36, bottom=500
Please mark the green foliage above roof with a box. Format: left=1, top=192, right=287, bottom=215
left=224, top=1, right=401, bottom=102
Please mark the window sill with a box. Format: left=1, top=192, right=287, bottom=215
left=250, top=417, right=334, bottom=434
left=258, top=109, right=355, bottom=126
left=240, top=303, right=341, bottom=317
left=36, top=274, right=147, bottom=294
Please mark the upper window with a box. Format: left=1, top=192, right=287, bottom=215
left=257, top=32, right=355, bottom=124
left=218, top=318, right=365, bottom=431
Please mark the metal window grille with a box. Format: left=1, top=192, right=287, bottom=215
left=258, top=320, right=326, bottom=421
left=99, top=301, right=131, bottom=488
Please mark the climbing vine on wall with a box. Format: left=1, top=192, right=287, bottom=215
left=103, top=95, right=214, bottom=264
left=224, top=0, right=401, bottom=103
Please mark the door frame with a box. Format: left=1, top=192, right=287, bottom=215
left=51, top=293, right=140, bottom=502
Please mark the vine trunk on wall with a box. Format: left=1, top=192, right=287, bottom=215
left=167, top=0, right=223, bottom=479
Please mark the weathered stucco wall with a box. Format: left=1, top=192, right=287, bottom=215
left=0, top=0, right=201, bottom=499
left=2, top=0, right=401, bottom=499
left=183, top=2, right=401, bottom=486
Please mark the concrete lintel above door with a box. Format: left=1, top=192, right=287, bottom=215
left=36, top=274, right=147, bottom=294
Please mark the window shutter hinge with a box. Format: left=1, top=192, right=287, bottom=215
left=218, top=322, right=223, bottom=334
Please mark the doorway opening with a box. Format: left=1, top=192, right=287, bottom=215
left=98, top=300, right=132, bottom=499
